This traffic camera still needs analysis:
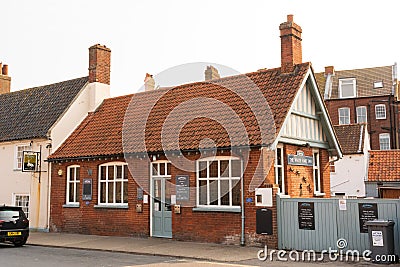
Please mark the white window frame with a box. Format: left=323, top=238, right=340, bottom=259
left=379, top=133, right=391, bottom=150
left=339, top=78, right=357, bottom=98
left=196, top=156, right=242, bottom=209
left=313, top=149, right=322, bottom=195
left=13, top=194, right=30, bottom=218
left=66, top=165, right=80, bottom=204
left=98, top=162, right=128, bottom=206
left=274, top=144, right=285, bottom=194
left=356, top=106, right=367, bottom=123
left=15, top=144, right=31, bottom=170
left=375, top=104, right=386, bottom=120
left=338, top=107, right=350, bottom=125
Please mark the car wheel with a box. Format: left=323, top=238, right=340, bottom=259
left=13, top=237, right=27, bottom=247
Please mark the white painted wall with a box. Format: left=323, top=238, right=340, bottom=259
left=50, top=82, right=110, bottom=150
left=330, top=127, right=370, bottom=197
left=330, top=154, right=367, bottom=197
left=0, top=139, right=51, bottom=230
left=0, top=81, right=110, bottom=230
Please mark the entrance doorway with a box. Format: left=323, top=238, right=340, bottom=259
left=151, top=161, right=172, bottom=238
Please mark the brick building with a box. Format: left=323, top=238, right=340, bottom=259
left=47, top=15, right=341, bottom=247
left=315, top=65, right=399, bottom=150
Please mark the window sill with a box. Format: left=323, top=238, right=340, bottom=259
left=94, top=204, right=129, bottom=209
left=314, top=192, right=326, bottom=197
left=192, top=206, right=241, bottom=213
left=63, top=203, right=80, bottom=208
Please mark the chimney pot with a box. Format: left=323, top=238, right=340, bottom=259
left=324, top=66, right=335, bottom=76
left=144, top=73, right=155, bottom=91
left=205, top=65, right=220, bottom=81
left=287, top=14, right=294, bottom=22
left=2, top=64, right=8, bottom=76
left=0, top=62, right=11, bottom=94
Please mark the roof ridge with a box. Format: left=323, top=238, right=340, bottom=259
left=3, top=76, right=88, bottom=96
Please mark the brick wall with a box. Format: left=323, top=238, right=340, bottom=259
left=88, top=44, right=111, bottom=85
left=325, top=96, right=396, bottom=150
left=50, top=159, right=149, bottom=237
left=50, top=144, right=331, bottom=247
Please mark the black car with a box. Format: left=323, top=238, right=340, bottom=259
left=0, top=206, right=29, bottom=246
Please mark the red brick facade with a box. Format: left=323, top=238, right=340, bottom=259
left=50, top=144, right=330, bottom=247
left=325, top=95, right=398, bottom=150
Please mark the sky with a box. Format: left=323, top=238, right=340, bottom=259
left=1, top=0, right=400, bottom=97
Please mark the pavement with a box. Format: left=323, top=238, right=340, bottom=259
left=27, top=232, right=400, bottom=266
left=28, top=232, right=259, bottom=263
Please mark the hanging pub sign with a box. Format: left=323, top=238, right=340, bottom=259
left=298, top=202, right=315, bottom=230
left=358, top=203, right=378, bottom=233
left=176, top=175, right=189, bottom=201
left=22, top=151, right=39, bottom=172
left=288, top=150, right=313, bottom=166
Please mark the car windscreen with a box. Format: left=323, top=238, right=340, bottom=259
left=0, top=210, right=20, bottom=222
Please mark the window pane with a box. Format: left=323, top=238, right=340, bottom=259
left=356, top=106, right=367, bottom=123
left=160, top=163, right=165, bottom=175
left=75, top=183, right=79, bottom=202
left=277, top=168, right=283, bottom=193
left=167, top=163, right=171, bottom=175
left=220, top=160, right=229, bottom=177
left=100, top=166, right=106, bottom=180
left=123, top=182, right=128, bottom=203
left=276, top=148, right=282, bottom=165
left=232, top=179, right=241, bottom=206
left=231, top=160, right=241, bottom=177
left=116, top=166, right=122, bottom=179
left=199, top=180, right=207, bottom=205
left=341, top=84, right=355, bottom=98
left=314, top=153, right=318, bottom=166
left=209, top=180, right=218, bottom=205
left=314, top=169, right=320, bottom=192
left=108, top=166, right=114, bottom=180
left=108, top=182, right=114, bottom=203
left=379, top=134, right=390, bottom=150
left=209, top=161, right=218, bottom=178
left=199, top=161, right=207, bottom=178
left=124, top=165, right=129, bottom=179
left=75, top=167, right=80, bottom=181
left=100, top=182, right=106, bottom=203
left=69, top=168, right=74, bottom=182
left=152, top=163, right=158, bottom=176
left=220, top=180, right=230, bottom=205
left=68, top=183, right=74, bottom=202
left=115, top=182, right=122, bottom=203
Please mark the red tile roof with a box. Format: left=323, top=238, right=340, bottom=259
left=49, top=63, right=311, bottom=159
left=368, top=150, right=400, bottom=181
left=333, top=124, right=366, bottom=154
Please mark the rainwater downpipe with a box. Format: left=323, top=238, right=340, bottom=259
left=240, top=160, right=245, bottom=246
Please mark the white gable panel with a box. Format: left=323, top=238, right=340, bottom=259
left=281, top=83, right=328, bottom=146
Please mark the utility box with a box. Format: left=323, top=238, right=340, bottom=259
left=365, top=220, right=397, bottom=264
left=256, top=208, right=273, bottom=235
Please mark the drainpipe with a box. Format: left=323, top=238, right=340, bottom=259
left=240, top=163, right=245, bottom=246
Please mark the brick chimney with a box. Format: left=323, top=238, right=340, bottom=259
left=205, top=65, right=220, bottom=81
left=88, top=44, right=111, bottom=84
left=144, top=73, right=155, bottom=91
left=280, top=14, right=302, bottom=73
left=0, top=63, right=11, bottom=94
left=324, top=66, right=335, bottom=76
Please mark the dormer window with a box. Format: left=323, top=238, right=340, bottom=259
left=339, top=78, right=356, bottom=98
left=373, top=81, right=384, bottom=89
